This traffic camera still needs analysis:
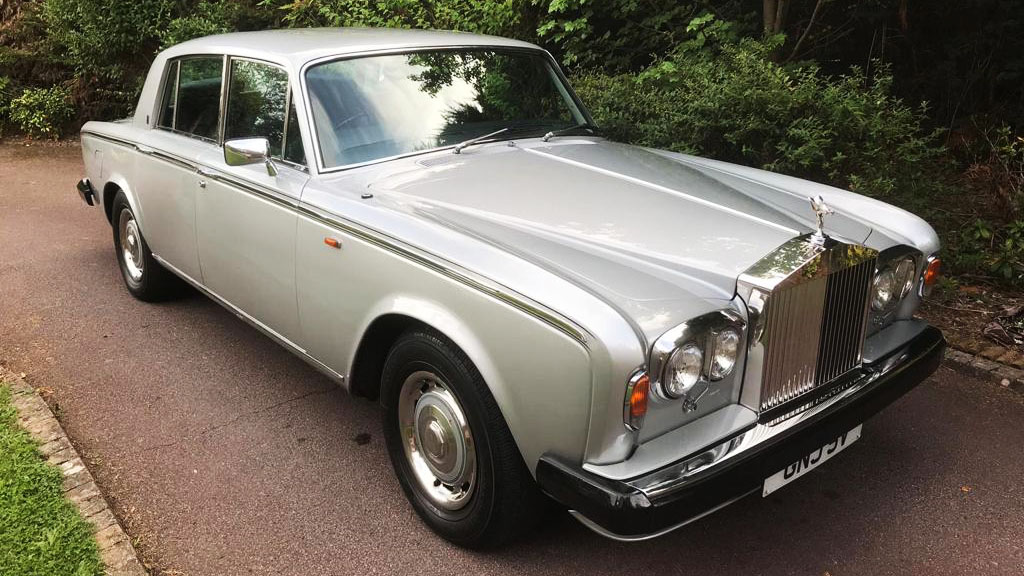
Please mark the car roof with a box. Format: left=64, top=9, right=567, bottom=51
left=163, top=28, right=544, bottom=67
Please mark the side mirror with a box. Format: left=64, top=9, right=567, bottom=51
left=224, top=137, right=278, bottom=176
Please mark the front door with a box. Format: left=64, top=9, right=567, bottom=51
left=195, top=58, right=309, bottom=343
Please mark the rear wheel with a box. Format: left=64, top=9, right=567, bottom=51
left=381, top=329, right=546, bottom=548
left=111, top=191, right=178, bottom=301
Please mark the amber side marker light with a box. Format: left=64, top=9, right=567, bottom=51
left=625, top=372, right=650, bottom=430
left=324, top=237, right=342, bottom=249
left=923, top=257, right=941, bottom=296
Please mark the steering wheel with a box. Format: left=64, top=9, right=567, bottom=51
left=333, top=111, right=368, bottom=132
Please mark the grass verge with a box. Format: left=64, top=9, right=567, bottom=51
left=0, top=382, right=104, bottom=576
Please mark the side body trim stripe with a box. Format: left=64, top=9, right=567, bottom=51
left=80, top=130, right=590, bottom=347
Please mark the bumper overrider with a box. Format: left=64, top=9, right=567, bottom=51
left=537, top=324, right=945, bottom=540
left=77, top=178, right=96, bottom=206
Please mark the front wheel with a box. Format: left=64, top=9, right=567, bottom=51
left=380, top=329, right=547, bottom=548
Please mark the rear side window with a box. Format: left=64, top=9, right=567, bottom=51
left=157, top=56, right=224, bottom=141
left=225, top=59, right=288, bottom=155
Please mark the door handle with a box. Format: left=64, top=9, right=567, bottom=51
left=135, top=145, right=154, bottom=155
left=197, top=167, right=216, bottom=177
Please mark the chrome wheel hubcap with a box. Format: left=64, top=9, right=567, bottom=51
left=398, top=371, right=476, bottom=511
left=118, top=208, right=144, bottom=282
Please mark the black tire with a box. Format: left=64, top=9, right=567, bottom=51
left=380, top=329, right=547, bottom=548
left=111, top=191, right=179, bottom=301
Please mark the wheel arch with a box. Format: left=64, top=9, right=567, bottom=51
left=348, top=306, right=504, bottom=409
left=349, top=312, right=430, bottom=400
left=345, top=297, right=587, bottom=474
left=101, top=174, right=141, bottom=226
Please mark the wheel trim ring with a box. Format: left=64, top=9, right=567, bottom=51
left=118, top=208, right=144, bottom=282
left=397, top=370, right=477, bottom=512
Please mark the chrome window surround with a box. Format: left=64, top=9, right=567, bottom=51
left=298, top=45, right=595, bottom=174
left=153, top=54, right=309, bottom=170
left=154, top=54, right=227, bottom=144
left=222, top=56, right=307, bottom=170
left=737, top=234, right=878, bottom=414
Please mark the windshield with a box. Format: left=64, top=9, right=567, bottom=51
left=305, top=49, right=588, bottom=168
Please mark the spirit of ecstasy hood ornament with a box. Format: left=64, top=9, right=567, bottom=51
left=809, top=195, right=834, bottom=240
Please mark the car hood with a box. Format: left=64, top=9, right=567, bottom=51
left=358, top=138, right=889, bottom=340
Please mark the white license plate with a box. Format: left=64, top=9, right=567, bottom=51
left=762, top=424, right=862, bottom=497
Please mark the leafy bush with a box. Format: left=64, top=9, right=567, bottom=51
left=573, top=20, right=948, bottom=204
left=40, top=0, right=174, bottom=82
left=0, top=75, right=10, bottom=117
left=949, top=219, right=1024, bottom=283
left=9, top=85, right=73, bottom=138
left=536, top=0, right=712, bottom=70
left=262, top=0, right=532, bottom=37
left=160, top=2, right=233, bottom=49
left=962, top=124, right=1024, bottom=212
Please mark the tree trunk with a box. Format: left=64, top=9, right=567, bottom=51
left=764, top=0, right=779, bottom=35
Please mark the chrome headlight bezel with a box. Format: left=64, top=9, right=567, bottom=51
left=869, top=247, right=925, bottom=332
left=649, top=310, right=746, bottom=408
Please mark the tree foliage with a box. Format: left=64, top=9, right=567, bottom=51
left=576, top=26, right=946, bottom=204
left=0, top=0, right=1022, bottom=285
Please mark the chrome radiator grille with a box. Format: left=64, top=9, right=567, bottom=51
left=740, top=236, right=877, bottom=413
left=815, top=258, right=875, bottom=384
left=759, top=275, right=828, bottom=410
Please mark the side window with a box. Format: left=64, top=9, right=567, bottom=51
left=225, top=59, right=288, bottom=156
left=157, top=61, right=178, bottom=129
left=175, top=57, right=224, bottom=141
left=283, top=100, right=305, bottom=165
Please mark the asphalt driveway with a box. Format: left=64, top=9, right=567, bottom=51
left=1, top=142, right=1023, bottom=575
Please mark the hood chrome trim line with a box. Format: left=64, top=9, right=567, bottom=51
left=523, top=147, right=800, bottom=236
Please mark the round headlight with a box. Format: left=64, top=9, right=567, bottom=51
left=710, top=328, right=740, bottom=380
left=871, top=268, right=895, bottom=311
left=893, top=257, right=916, bottom=298
left=662, top=343, right=703, bottom=399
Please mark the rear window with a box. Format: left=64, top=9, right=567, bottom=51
left=157, top=56, right=224, bottom=141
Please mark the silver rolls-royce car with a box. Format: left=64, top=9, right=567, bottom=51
left=77, top=28, right=946, bottom=547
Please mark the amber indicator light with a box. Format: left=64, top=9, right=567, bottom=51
left=324, top=237, right=342, bottom=249
left=924, top=258, right=941, bottom=286
left=629, top=374, right=650, bottom=422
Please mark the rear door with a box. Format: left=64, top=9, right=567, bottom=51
left=196, top=57, right=309, bottom=343
left=133, top=55, right=225, bottom=281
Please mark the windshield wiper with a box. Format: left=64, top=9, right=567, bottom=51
left=542, top=122, right=599, bottom=142
left=452, top=127, right=510, bottom=154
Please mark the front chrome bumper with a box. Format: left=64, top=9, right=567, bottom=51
left=536, top=324, right=945, bottom=541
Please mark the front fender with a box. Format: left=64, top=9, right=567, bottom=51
left=351, top=292, right=595, bottom=475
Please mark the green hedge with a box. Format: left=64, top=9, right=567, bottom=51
left=9, top=86, right=73, bottom=138
left=574, top=33, right=948, bottom=206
